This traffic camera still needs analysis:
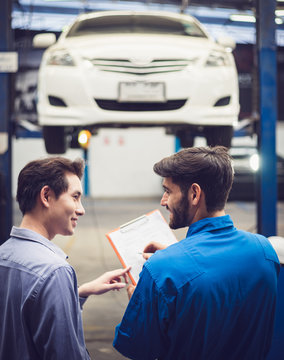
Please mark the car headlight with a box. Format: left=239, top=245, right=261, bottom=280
left=46, top=49, right=75, bottom=66
left=249, top=153, right=260, bottom=172
left=205, top=51, right=230, bottom=67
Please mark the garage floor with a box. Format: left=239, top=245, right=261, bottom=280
left=13, top=198, right=284, bottom=360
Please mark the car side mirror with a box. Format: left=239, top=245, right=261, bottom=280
left=217, top=36, right=236, bottom=51
left=33, top=33, right=56, bottom=48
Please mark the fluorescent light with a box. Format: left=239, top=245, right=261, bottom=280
left=230, top=13, right=283, bottom=25
left=276, top=10, right=284, bottom=16
left=230, top=14, right=256, bottom=23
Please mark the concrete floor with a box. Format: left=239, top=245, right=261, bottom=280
left=13, top=198, right=284, bottom=359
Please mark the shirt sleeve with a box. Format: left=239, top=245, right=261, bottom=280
left=79, top=295, right=88, bottom=309
left=22, top=265, right=90, bottom=360
left=113, top=265, right=170, bottom=360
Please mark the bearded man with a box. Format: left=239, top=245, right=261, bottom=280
left=113, top=146, right=280, bottom=360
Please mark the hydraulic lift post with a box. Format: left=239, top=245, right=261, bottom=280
left=0, top=0, right=14, bottom=245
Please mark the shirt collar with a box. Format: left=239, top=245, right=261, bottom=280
left=10, top=226, right=68, bottom=260
left=186, top=215, right=234, bottom=238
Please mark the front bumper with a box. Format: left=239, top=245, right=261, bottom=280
left=37, top=64, right=240, bottom=128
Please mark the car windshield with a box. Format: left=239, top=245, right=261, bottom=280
left=66, top=14, right=207, bottom=38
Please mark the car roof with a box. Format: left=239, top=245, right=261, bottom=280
left=65, top=10, right=212, bottom=40
left=77, top=10, right=196, bottom=22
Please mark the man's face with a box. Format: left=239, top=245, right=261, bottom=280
left=47, top=173, right=85, bottom=239
left=161, top=177, right=189, bottom=229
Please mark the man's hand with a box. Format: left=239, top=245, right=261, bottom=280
left=78, top=266, right=131, bottom=297
left=143, top=241, right=167, bottom=260
left=127, top=284, right=136, bottom=300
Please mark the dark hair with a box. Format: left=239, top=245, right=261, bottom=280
left=153, top=146, right=234, bottom=212
left=16, top=157, right=85, bottom=215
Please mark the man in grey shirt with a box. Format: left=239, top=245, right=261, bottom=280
left=0, top=156, right=130, bottom=359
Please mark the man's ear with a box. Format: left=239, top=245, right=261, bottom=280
left=189, top=183, right=202, bottom=205
left=39, top=185, right=52, bottom=208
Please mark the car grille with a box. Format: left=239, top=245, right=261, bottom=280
left=89, top=58, right=196, bottom=75
left=95, top=99, right=187, bottom=111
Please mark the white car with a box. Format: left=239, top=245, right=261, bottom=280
left=33, top=10, right=240, bottom=154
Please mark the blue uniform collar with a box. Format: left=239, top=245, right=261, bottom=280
left=10, top=226, right=68, bottom=260
left=186, top=215, right=234, bottom=238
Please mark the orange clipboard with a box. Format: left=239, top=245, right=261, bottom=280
left=106, top=209, right=177, bottom=285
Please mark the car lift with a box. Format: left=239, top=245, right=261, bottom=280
left=0, top=0, right=13, bottom=245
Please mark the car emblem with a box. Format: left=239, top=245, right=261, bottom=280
left=130, top=57, right=153, bottom=67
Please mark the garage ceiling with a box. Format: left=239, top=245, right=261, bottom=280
left=13, top=0, right=284, bottom=11
left=137, top=0, right=254, bottom=10
left=12, top=0, right=284, bottom=46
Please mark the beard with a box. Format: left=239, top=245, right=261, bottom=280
left=168, top=193, right=190, bottom=230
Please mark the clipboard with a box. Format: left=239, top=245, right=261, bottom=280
left=106, top=209, right=177, bottom=285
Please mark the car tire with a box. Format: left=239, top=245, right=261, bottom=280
left=42, top=126, right=68, bottom=154
left=205, top=126, right=233, bottom=148
left=177, top=130, right=194, bottom=148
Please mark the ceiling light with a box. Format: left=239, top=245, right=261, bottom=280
left=230, top=13, right=283, bottom=25
left=230, top=14, right=256, bottom=23
left=276, top=10, right=284, bottom=16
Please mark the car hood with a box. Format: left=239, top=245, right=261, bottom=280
left=55, top=34, right=220, bottom=60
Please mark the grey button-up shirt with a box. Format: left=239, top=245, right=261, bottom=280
left=0, top=227, right=90, bottom=359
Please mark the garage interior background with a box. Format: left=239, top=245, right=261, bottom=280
left=0, top=2, right=282, bottom=358
left=10, top=0, right=284, bottom=198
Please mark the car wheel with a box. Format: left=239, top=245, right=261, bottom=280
left=205, top=126, right=233, bottom=148
left=42, top=126, right=68, bottom=154
left=177, top=130, right=194, bottom=148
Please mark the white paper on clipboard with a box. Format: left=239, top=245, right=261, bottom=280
left=106, top=209, right=177, bottom=285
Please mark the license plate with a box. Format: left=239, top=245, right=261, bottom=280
left=118, top=82, right=165, bottom=102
